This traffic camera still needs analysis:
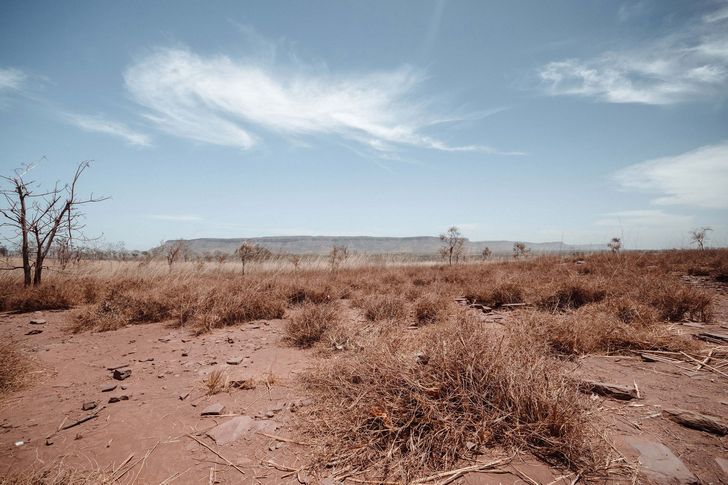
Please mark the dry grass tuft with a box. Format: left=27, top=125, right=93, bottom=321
left=464, top=281, right=524, bottom=308
left=286, top=302, right=341, bottom=348
left=302, top=320, right=605, bottom=481
left=413, top=293, right=453, bottom=326
left=0, top=284, right=72, bottom=313
left=516, top=308, right=697, bottom=356
left=357, top=294, right=409, bottom=322
left=537, top=280, right=606, bottom=311
left=0, top=340, right=27, bottom=395
left=204, top=368, right=229, bottom=395
left=650, top=283, right=712, bottom=322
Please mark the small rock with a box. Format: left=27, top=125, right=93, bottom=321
left=265, top=410, right=275, bottom=418
left=81, top=401, right=97, bottom=411
left=181, top=352, right=188, bottom=357
left=108, top=395, right=129, bottom=403
left=101, top=384, right=117, bottom=392
left=112, top=368, right=132, bottom=381
left=158, top=337, right=172, bottom=343
left=226, top=357, right=243, bottom=365
left=25, top=329, right=43, bottom=335
left=201, top=403, right=226, bottom=416
left=577, top=380, right=637, bottom=400
left=226, top=337, right=234, bottom=344
left=415, top=352, right=429, bottom=365
left=29, top=319, right=47, bottom=325
left=178, top=390, right=190, bottom=401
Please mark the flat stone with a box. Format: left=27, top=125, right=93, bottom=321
left=178, top=390, right=190, bottom=400
left=108, top=395, right=129, bottom=403
left=25, top=329, right=42, bottom=335
left=81, top=401, right=97, bottom=411
left=226, top=357, right=243, bottom=365
left=29, top=319, right=47, bottom=325
left=624, top=437, right=698, bottom=484
left=112, top=368, right=132, bottom=381
left=101, top=384, right=117, bottom=392
left=206, top=416, right=277, bottom=445
left=716, top=457, right=728, bottom=477
left=200, top=403, right=226, bottom=416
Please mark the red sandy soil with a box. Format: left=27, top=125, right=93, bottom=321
left=1, top=282, right=727, bottom=484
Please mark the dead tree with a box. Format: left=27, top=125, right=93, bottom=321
left=329, top=245, right=348, bottom=272
left=689, top=227, right=712, bottom=250
left=608, top=237, right=622, bottom=254
left=513, top=242, right=529, bottom=259
left=1, top=161, right=107, bottom=286
left=439, top=226, right=465, bottom=265
left=235, top=242, right=270, bottom=275
left=481, top=247, right=492, bottom=261
left=166, top=241, right=186, bottom=269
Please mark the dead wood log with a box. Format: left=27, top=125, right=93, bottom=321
left=577, top=380, right=637, bottom=400
left=662, top=408, right=728, bottom=436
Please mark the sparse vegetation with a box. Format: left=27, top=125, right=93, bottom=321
left=0, top=341, right=27, bottom=395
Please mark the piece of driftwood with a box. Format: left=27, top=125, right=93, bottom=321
left=577, top=380, right=637, bottom=400
left=60, top=405, right=106, bottom=431
left=662, top=408, right=728, bottom=436
left=695, top=332, right=728, bottom=344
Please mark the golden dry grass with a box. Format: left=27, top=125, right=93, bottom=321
left=302, top=318, right=607, bottom=481
left=0, top=340, right=27, bottom=395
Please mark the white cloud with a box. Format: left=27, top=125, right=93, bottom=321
left=0, top=67, right=25, bottom=91
left=147, top=214, right=203, bottom=222
left=538, top=5, right=728, bottom=104
left=124, top=47, right=516, bottom=155
left=614, top=141, right=728, bottom=209
left=65, top=113, right=151, bottom=146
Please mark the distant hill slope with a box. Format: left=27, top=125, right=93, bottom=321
left=160, top=236, right=603, bottom=256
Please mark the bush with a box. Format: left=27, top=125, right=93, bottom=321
left=286, top=302, right=340, bottom=348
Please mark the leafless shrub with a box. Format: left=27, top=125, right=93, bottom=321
left=0, top=283, right=72, bottom=312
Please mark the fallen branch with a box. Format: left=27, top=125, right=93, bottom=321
left=186, top=434, right=246, bottom=476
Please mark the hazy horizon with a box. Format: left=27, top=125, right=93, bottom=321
left=2, top=1, right=727, bottom=251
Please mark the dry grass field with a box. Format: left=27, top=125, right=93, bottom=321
left=1, top=249, right=727, bottom=484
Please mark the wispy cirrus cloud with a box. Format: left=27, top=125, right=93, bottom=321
left=64, top=113, right=151, bottom=147
left=614, top=141, right=728, bottom=209
left=124, top=46, right=518, bottom=155
left=0, top=67, right=25, bottom=91
left=538, top=4, right=728, bottom=104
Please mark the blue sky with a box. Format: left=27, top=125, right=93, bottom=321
left=1, top=0, right=727, bottom=250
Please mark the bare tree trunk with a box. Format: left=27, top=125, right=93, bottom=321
left=17, top=185, right=31, bottom=286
